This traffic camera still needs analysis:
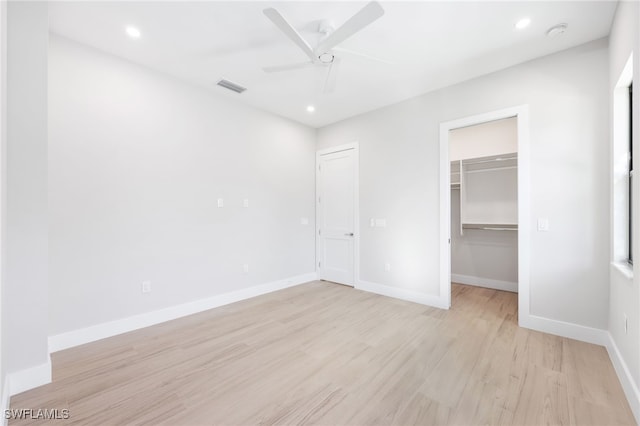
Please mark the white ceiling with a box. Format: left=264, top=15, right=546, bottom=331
left=48, top=1, right=617, bottom=128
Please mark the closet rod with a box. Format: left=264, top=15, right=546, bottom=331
left=464, top=165, right=517, bottom=174
left=462, top=223, right=517, bottom=231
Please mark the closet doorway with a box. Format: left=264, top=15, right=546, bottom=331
left=439, top=106, right=530, bottom=323
left=450, top=118, right=518, bottom=294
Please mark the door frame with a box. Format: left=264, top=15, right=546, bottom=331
left=0, top=0, right=5, bottom=386
left=439, top=106, right=530, bottom=324
left=316, top=142, right=360, bottom=287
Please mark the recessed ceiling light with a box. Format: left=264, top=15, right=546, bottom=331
left=126, top=26, right=141, bottom=39
left=546, top=23, right=568, bottom=38
left=306, top=105, right=315, bottom=113
left=515, top=18, right=531, bottom=30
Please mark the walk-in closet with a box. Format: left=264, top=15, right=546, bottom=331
left=450, top=117, right=519, bottom=295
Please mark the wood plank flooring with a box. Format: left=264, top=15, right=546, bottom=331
left=9, top=282, right=635, bottom=425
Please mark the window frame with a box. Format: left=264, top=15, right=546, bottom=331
left=612, top=54, right=633, bottom=276
left=629, top=82, right=633, bottom=265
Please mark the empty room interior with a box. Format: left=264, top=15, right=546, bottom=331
left=1, top=0, right=640, bottom=424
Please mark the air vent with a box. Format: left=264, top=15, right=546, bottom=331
left=216, top=79, right=247, bottom=94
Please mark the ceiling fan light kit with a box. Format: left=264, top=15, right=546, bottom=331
left=262, top=1, right=385, bottom=93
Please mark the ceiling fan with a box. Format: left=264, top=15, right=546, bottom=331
left=262, top=1, right=385, bottom=93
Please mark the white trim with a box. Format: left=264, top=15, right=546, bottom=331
left=1, top=377, right=9, bottom=426
left=356, top=279, right=449, bottom=309
left=516, top=316, right=640, bottom=422
left=451, top=274, right=517, bottom=293
left=0, top=1, right=6, bottom=412
left=439, top=123, right=451, bottom=308
left=49, top=272, right=317, bottom=353
left=519, top=314, right=608, bottom=346
left=7, top=356, right=51, bottom=396
left=611, top=261, right=634, bottom=281
left=606, top=333, right=640, bottom=423
left=440, top=105, right=530, bottom=322
left=316, top=143, right=358, bottom=156
left=316, top=142, right=360, bottom=287
left=611, top=54, right=634, bottom=266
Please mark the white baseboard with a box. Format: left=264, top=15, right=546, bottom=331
left=8, top=356, right=51, bottom=397
left=605, top=333, right=640, bottom=424
left=519, top=313, right=608, bottom=346
left=508, top=314, right=640, bottom=422
left=356, top=280, right=448, bottom=309
left=1, top=377, right=9, bottom=426
left=49, top=272, right=317, bottom=353
left=451, top=273, right=518, bottom=293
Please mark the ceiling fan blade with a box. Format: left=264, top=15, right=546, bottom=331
left=323, top=58, right=341, bottom=94
left=315, top=1, right=384, bottom=54
left=332, top=46, right=393, bottom=65
left=262, top=62, right=315, bottom=73
left=263, top=8, right=317, bottom=63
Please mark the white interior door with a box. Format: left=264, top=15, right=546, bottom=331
left=317, top=148, right=356, bottom=286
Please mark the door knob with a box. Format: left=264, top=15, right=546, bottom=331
left=345, top=233, right=354, bottom=237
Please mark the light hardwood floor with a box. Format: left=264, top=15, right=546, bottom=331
left=9, top=282, right=635, bottom=425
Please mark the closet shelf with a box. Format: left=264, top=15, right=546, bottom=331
left=452, top=152, right=518, bottom=236
left=462, top=223, right=517, bottom=231
left=462, top=154, right=517, bottom=165
left=461, top=153, right=517, bottom=173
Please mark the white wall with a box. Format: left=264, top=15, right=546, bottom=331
left=48, top=36, right=317, bottom=335
left=450, top=191, right=518, bottom=287
left=318, top=38, right=609, bottom=329
left=609, top=0, right=640, bottom=403
left=4, top=1, right=50, bottom=378
left=449, top=118, right=517, bottom=162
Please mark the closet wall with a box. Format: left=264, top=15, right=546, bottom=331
left=450, top=118, right=518, bottom=292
